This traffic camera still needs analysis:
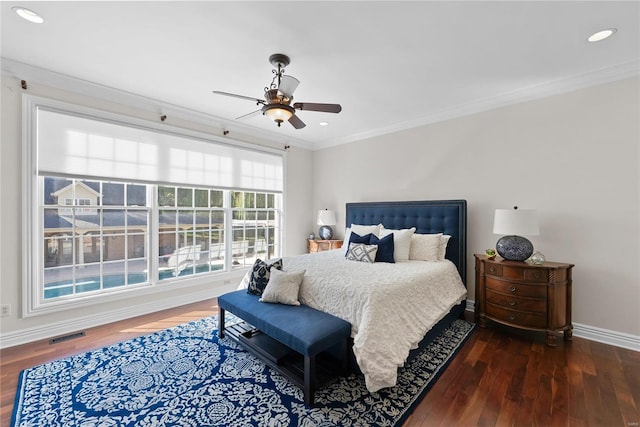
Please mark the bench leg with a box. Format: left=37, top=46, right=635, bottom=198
left=218, top=308, right=225, bottom=338
left=304, top=355, right=316, bottom=406
left=341, top=337, right=349, bottom=376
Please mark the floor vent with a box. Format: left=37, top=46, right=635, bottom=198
left=49, top=331, right=86, bottom=345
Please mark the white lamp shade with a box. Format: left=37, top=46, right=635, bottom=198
left=278, top=75, right=300, bottom=97
left=317, top=209, right=336, bottom=226
left=493, top=209, right=539, bottom=236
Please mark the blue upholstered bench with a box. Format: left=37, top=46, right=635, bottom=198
left=217, top=290, right=351, bottom=405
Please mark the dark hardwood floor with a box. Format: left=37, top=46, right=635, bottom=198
left=1, top=299, right=638, bottom=426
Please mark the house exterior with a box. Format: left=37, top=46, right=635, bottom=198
left=51, top=181, right=101, bottom=216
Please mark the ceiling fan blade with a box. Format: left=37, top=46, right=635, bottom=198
left=278, top=75, right=300, bottom=98
left=213, top=91, right=265, bottom=104
left=235, top=109, right=262, bottom=120
left=288, top=114, right=306, bottom=129
left=293, top=102, right=342, bottom=113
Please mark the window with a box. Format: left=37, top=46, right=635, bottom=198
left=43, top=178, right=150, bottom=299
left=157, top=185, right=225, bottom=278
left=24, top=96, right=283, bottom=316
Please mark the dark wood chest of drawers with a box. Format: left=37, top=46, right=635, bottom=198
left=474, top=254, right=574, bottom=346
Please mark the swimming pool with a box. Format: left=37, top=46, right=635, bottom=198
left=44, top=264, right=223, bottom=299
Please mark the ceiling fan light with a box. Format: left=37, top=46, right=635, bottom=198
left=263, top=105, right=294, bottom=125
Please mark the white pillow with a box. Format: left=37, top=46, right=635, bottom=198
left=237, top=270, right=251, bottom=289
left=345, top=242, right=378, bottom=263
left=438, top=235, right=451, bottom=261
left=409, top=233, right=443, bottom=261
left=342, top=224, right=382, bottom=253
left=379, top=227, right=416, bottom=261
left=259, top=269, right=306, bottom=306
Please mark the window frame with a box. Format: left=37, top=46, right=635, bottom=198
left=22, top=94, right=284, bottom=317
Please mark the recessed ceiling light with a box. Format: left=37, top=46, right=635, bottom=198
left=319, top=122, right=329, bottom=126
left=12, top=6, right=44, bottom=24
left=587, top=28, right=617, bottom=43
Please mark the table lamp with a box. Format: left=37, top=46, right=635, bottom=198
left=493, top=207, right=539, bottom=261
left=317, top=209, right=336, bottom=240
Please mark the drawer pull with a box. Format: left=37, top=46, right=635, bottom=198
left=510, top=286, right=517, bottom=293
left=489, top=267, right=496, bottom=273
left=508, top=300, right=516, bottom=306
left=509, top=314, right=516, bottom=321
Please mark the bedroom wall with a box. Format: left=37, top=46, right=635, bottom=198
left=312, top=77, right=640, bottom=343
left=0, top=74, right=313, bottom=346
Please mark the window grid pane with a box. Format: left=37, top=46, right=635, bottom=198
left=40, top=179, right=280, bottom=301
left=42, top=177, right=150, bottom=300
left=158, top=186, right=230, bottom=280
left=231, top=191, right=281, bottom=269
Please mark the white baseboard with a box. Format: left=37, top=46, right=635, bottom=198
left=572, top=323, right=640, bottom=352
left=464, top=299, right=639, bottom=352
left=0, top=283, right=237, bottom=349
left=3, top=297, right=638, bottom=352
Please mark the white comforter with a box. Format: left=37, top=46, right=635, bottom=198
left=241, top=250, right=467, bottom=392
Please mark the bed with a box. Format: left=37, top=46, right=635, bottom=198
left=239, top=200, right=468, bottom=392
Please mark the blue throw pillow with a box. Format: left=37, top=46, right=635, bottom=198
left=247, top=258, right=283, bottom=296
left=371, top=233, right=395, bottom=263
left=346, top=232, right=374, bottom=258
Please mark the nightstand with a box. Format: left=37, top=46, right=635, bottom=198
left=474, top=254, right=574, bottom=346
left=307, top=239, right=343, bottom=253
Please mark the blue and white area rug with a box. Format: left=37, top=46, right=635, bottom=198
left=12, top=317, right=474, bottom=427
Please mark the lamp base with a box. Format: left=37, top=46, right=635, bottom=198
left=318, top=225, right=334, bottom=240
left=496, top=235, right=533, bottom=261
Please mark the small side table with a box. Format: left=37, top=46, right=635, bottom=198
left=308, top=239, right=343, bottom=253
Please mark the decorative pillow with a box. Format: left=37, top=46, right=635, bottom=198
left=259, top=269, right=306, bottom=305
left=247, top=258, right=283, bottom=296
left=438, top=235, right=451, bottom=261
left=379, top=227, right=416, bottom=261
left=349, top=232, right=374, bottom=245
left=345, top=243, right=378, bottom=263
left=342, top=224, right=382, bottom=253
left=409, top=233, right=443, bottom=261
left=370, top=233, right=395, bottom=263
left=237, top=270, right=251, bottom=290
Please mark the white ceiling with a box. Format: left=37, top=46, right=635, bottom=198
left=2, top=1, right=639, bottom=150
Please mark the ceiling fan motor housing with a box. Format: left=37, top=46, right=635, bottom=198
left=265, top=88, right=292, bottom=105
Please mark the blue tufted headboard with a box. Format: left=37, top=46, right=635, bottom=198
left=345, top=200, right=467, bottom=285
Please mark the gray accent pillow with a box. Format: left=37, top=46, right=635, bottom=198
left=260, top=269, right=306, bottom=305
left=345, top=243, right=378, bottom=263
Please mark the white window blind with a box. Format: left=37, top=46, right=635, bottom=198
left=37, top=108, right=283, bottom=192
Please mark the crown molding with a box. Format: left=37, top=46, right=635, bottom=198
left=316, top=59, right=640, bottom=150
left=3, top=57, right=638, bottom=152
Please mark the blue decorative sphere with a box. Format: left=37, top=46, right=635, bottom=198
left=318, top=225, right=333, bottom=240
left=496, top=235, right=533, bottom=261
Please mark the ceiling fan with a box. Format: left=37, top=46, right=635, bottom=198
left=213, top=54, right=342, bottom=129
